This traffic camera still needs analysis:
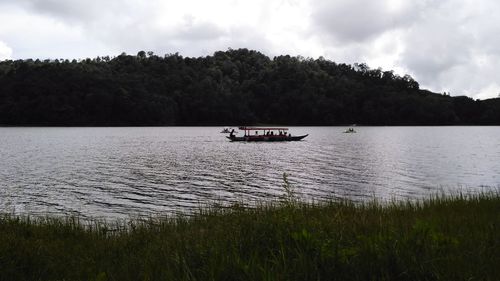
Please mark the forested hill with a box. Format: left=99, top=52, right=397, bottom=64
left=1, top=48, right=499, bottom=126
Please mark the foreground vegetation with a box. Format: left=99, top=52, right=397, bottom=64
left=1, top=48, right=500, bottom=126
left=0, top=192, right=499, bottom=281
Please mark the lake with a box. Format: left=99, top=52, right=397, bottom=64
left=1, top=126, right=499, bottom=219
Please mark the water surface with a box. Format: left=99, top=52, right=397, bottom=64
left=1, top=127, right=498, bottom=219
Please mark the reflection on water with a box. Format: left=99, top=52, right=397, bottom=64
left=1, top=126, right=499, bottom=219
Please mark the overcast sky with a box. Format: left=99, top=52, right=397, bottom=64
left=1, top=0, right=499, bottom=99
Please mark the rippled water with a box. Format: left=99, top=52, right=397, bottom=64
left=1, top=127, right=499, bottom=219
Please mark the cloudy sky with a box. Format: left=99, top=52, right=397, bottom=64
left=1, top=0, right=499, bottom=99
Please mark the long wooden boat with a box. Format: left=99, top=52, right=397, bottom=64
left=227, top=127, right=308, bottom=142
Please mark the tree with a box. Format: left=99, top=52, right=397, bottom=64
left=0, top=48, right=499, bottom=126
left=137, top=51, right=146, bottom=59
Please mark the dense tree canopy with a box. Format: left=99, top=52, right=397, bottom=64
left=0, top=49, right=499, bottom=126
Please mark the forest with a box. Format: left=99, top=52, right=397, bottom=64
left=1, top=48, right=499, bottom=126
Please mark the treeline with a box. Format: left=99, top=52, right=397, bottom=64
left=1, top=48, right=499, bottom=126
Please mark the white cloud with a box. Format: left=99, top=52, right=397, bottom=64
left=0, top=41, right=13, bottom=59
left=0, top=0, right=317, bottom=58
left=475, top=83, right=500, bottom=100
left=0, top=4, right=115, bottom=59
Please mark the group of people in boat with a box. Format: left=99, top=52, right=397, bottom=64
left=243, top=130, right=291, bottom=137
left=225, top=126, right=308, bottom=141
left=229, top=128, right=292, bottom=138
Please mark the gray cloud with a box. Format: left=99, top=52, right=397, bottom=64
left=1, top=0, right=129, bottom=23
left=401, top=21, right=472, bottom=84
left=1, top=0, right=500, bottom=98
left=310, top=0, right=420, bottom=43
left=309, top=0, right=500, bottom=98
left=397, top=0, right=500, bottom=98
left=172, top=16, right=227, bottom=42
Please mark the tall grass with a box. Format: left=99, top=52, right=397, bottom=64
left=0, top=191, right=499, bottom=280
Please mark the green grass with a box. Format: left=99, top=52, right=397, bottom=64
left=1, top=192, right=499, bottom=281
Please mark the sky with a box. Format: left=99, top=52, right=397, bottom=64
left=1, top=0, right=499, bottom=100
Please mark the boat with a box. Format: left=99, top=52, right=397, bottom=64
left=344, top=128, right=356, bottom=133
left=227, top=127, right=308, bottom=142
left=220, top=128, right=231, bottom=133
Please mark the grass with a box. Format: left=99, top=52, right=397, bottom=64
left=0, top=190, right=499, bottom=281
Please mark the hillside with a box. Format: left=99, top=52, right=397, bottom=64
left=1, top=48, right=499, bottom=126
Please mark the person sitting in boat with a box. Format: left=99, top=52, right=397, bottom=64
left=230, top=129, right=235, bottom=138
